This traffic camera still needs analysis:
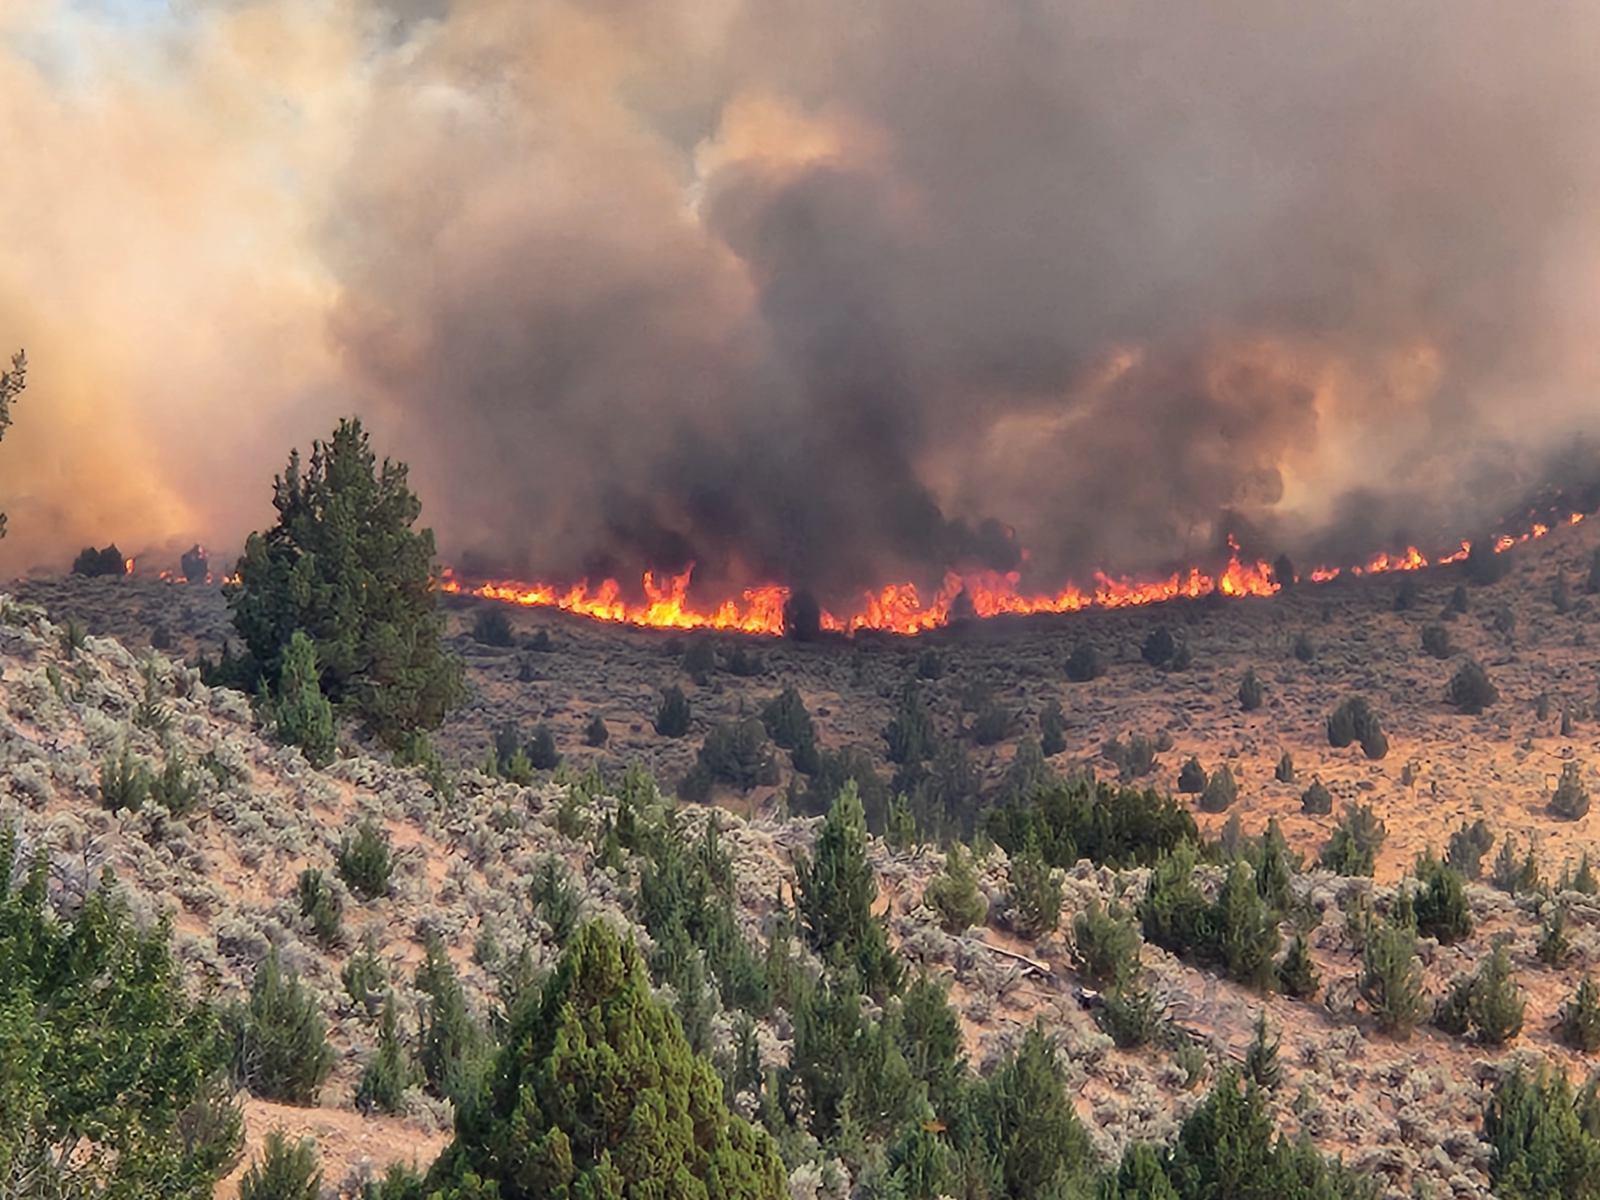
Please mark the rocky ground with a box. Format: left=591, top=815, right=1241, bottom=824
left=5, top=521, right=1600, bottom=1196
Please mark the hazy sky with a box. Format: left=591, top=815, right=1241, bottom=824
left=3, top=1, right=1598, bottom=600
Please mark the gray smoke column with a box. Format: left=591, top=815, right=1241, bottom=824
left=3, top=1, right=1599, bottom=597
left=327, top=1, right=1600, bottom=603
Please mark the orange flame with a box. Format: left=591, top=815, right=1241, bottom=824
left=360, top=507, right=1600, bottom=637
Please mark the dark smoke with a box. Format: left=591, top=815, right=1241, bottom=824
left=327, top=1, right=1600, bottom=603
left=12, top=2, right=1595, bottom=596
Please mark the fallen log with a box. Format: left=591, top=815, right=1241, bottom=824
left=972, top=939, right=1054, bottom=978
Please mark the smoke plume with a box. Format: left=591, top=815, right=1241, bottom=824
left=4, top=1, right=1600, bottom=604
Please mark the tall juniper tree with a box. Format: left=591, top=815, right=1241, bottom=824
left=224, top=418, right=464, bottom=747
left=426, top=921, right=786, bottom=1199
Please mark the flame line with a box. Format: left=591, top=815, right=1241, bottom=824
left=433, top=510, right=1585, bottom=638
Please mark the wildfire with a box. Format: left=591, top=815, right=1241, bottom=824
left=440, top=509, right=1587, bottom=637
left=448, top=568, right=791, bottom=636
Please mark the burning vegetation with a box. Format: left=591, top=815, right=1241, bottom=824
left=438, top=509, right=1588, bottom=638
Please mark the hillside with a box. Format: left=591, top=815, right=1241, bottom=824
left=6, top=523, right=1600, bottom=1196
left=23, top=514, right=1600, bottom=883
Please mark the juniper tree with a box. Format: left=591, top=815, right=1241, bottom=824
left=1551, top=761, right=1591, bottom=821
left=272, top=631, right=336, bottom=766
left=1494, top=604, right=1518, bottom=637
left=1277, top=934, right=1320, bottom=999
left=238, top=1131, right=321, bottom=1200
left=1216, top=861, right=1281, bottom=992
left=1008, top=840, right=1063, bottom=938
left=1199, top=763, right=1239, bottom=813
left=295, top=867, right=344, bottom=947
left=1561, top=975, right=1600, bottom=1052
left=1319, top=804, right=1386, bottom=876
left=1447, top=658, right=1499, bottom=714
left=426, top=922, right=787, bottom=1199
left=100, top=742, right=152, bottom=813
left=1412, top=852, right=1473, bottom=944
left=924, top=842, right=987, bottom=934
left=1565, top=852, right=1600, bottom=895
left=1103, top=977, right=1161, bottom=1049
left=342, top=931, right=389, bottom=1017
left=959, top=1026, right=1094, bottom=1199
left=149, top=748, right=202, bottom=816
left=1142, top=626, right=1178, bottom=668
left=227, top=949, right=334, bottom=1104
left=655, top=684, right=692, bottom=737
left=1255, top=818, right=1295, bottom=914
left=796, top=781, right=901, bottom=997
left=1177, top=756, right=1207, bottom=794
left=760, top=684, right=817, bottom=769
left=72, top=544, right=125, bottom=576
left=987, top=775, right=1197, bottom=870
left=1039, top=697, right=1067, bottom=756
left=1163, top=1068, right=1377, bottom=1200
left=1440, top=941, right=1524, bottom=1046
left=885, top=682, right=938, bottom=764
left=1446, top=819, right=1495, bottom=880
left=1238, top=667, right=1264, bottom=712
left=1274, top=752, right=1295, bottom=783
left=683, top=719, right=778, bottom=800
left=414, top=934, right=486, bottom=1103
left=0, top=828, right=240, bottom=1198
left=1538, top=903, right=1572, bottom=967
left=470, top=607, right=514, bottom=647
left=1101, top=1143, right=1179, bottom=1200
left=1066, top=640, right=1105, bottom=682
left=1492, top=834, right=1544, bottom=896
left=1420, top=623, right=1452, bottom=659
left=1105, top=732, right=1159, bottom=780
left=1300, top=777, right=1333, bottom=815
left=526, top=723, right=561, bottom=770
left=882, top=793, right=917, bottom=850
left=1141, top=843, right=1211, bottom=960
left=1359, top=911, right=1425, bottom=1039
left=1244, top=1012, right=1282, bottom=1090
left=896, top=973, right=967, bottom=1118
left=971, top=698, right=1017, bottom=745
left=1327, top=695, right=1388, bottom=759
left=1071, top=897, right=1141, bottom=986
left=225, top=418, right=463, bottom=747
left=1466, top=538, right=1508, bottom=585
left=355, top=994, right=417, bottom=1116
left=337, top=819, right=393, bottom=900
left=1553, top=571, right=1573, bottom=613
left=1484, top=1066, right=1600, bottom=1199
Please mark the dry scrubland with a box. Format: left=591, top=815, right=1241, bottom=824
left=27, top=517, right=1600, bottom=881
left=8, top=519, right=1600, bottom=1196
